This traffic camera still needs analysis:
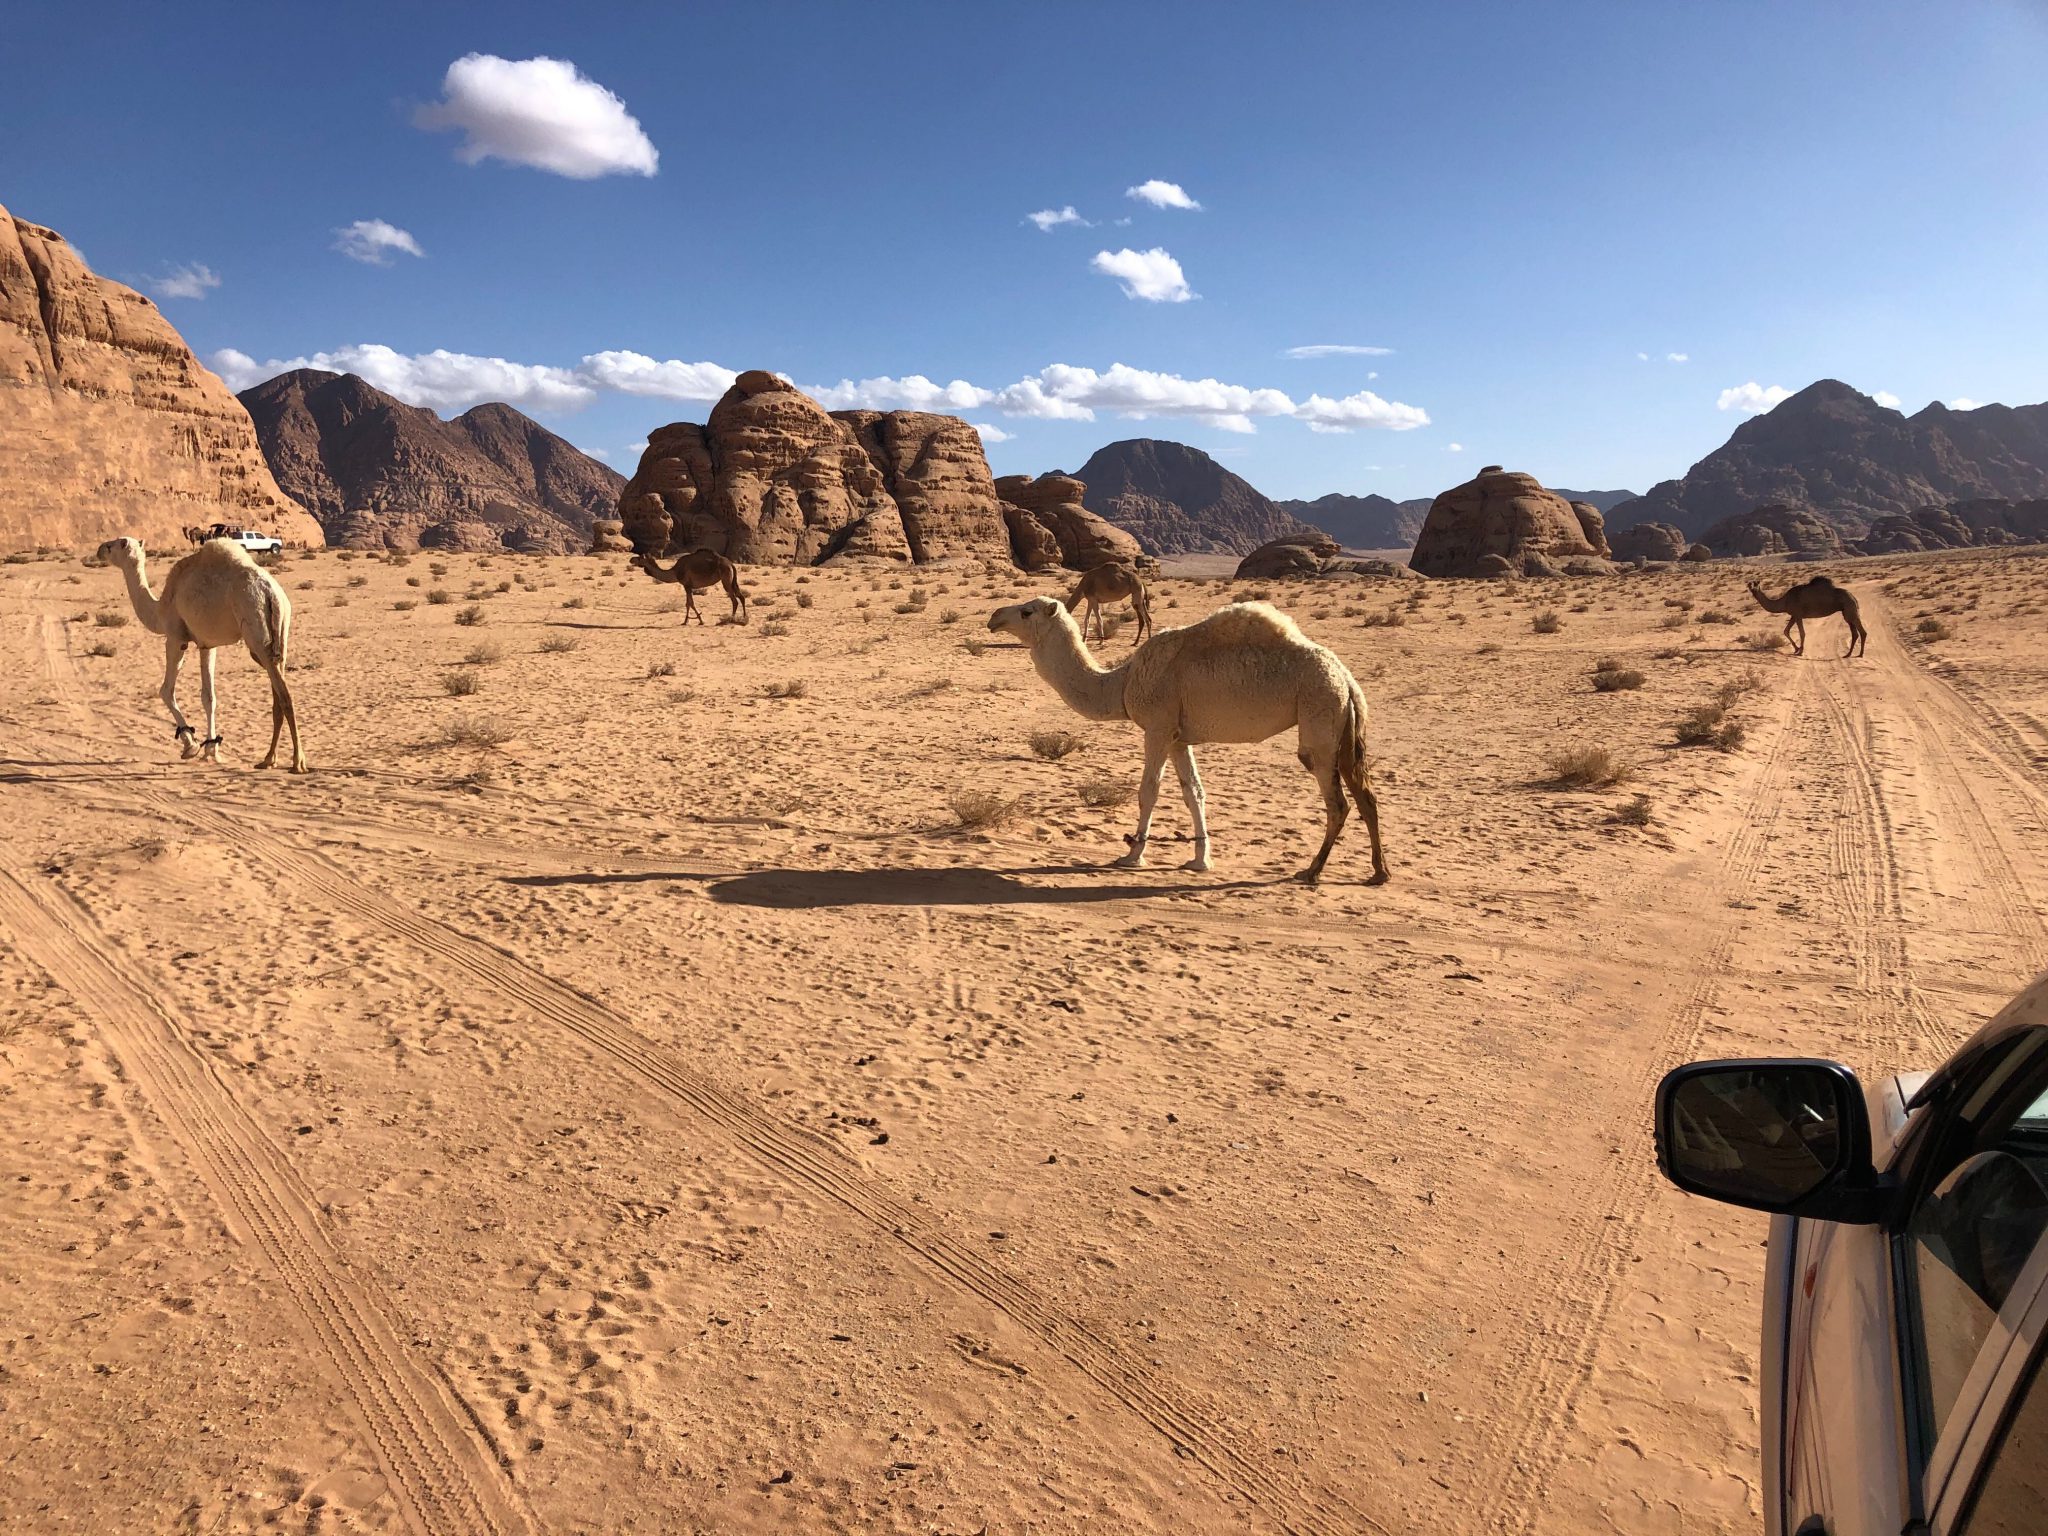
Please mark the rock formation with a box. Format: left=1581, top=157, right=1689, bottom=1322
left=1570, top=502, right=1611, bottom=558
left=1609, top=521, right=1689, bottom=562
left=1275, top=492, right=1432, bottom=550
left=995, top=474, right=1145, bottom=572
left=1235, top=532, right=1340, bottom=579
left=239, top=370, right=623, bottom=552
left=0, top=202, right=321, bottom=552
left=1550, top=488, right=1641, bottom=515
left=1074, top=438, right=1315, bottom=556
left=588, top=518, right=634, bottom=553
left=1606, top=379, right=2048, bottom=540
left=1408, top=466, right=1611, bottom=577
left=1696, top=503, right=1844, bottom=559
left=619, top=372, right=1030, bottom=566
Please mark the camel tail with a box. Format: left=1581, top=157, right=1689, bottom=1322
left=1343, top=680, right=1369, bottom=785
left=264, top=580, right=289, bottom=670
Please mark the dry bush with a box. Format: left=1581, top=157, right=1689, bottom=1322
left=908, top=676, right=953, bottom=698
left=406, top=576, right=422, bottom=587
left=1652, top=646, right=1685, bottom=660
left=427, top=588, right=452, bottom=605
left=962, top=635, right=988, bottom=657
left=1532, top=610, right=1562, bottom=633
left=1477, top=641, right=1503, bottom=655
left=759, top=618, right=791, bottom=638
left=562, top=595, right=588, bottom=610
left=1612, top=794, right=1653, bottom=827
left=1741, top=628, right=1788, bottom=651
left=85, top=638, right=118, bottom=658
left=465, top=642, right=505, bottom=665
left=940, top=608, right=962, bottom=625
left=1697, top=609, right=1737, bottom=624
left=1079, top=775, right=1134, bottom=808
left=1541, top=743, right=1631, bottom=789
left=1030, top=729, right=1082, bottom=761
left=454, top=605, right=485, bottom=626
left=764, top=678, right=810, bottom=699
left=393, top=599, right=418, bottom=612
left=1656, top=611, right=1686, bottom=631
left=1676, top=701, right=1745, bottom=750
left=439, top=715, right=512, bottom=748
left=1918, top=617, right=1953, bottom=640
left=951, top=789, right=1018, bottom=829
left=94, top=610, right=128, bottom=628
left=1715, top=669, right=1765, bottom=704
left=1593, top=667, right=1645, bottom=692
left=1360, top=607, right=1406, bottom=628
left=795, top=591, right=815, bottom=609
left=646, top=660, right=677, bottom=679
left=443, top=669, right=482, bottom=697
left=538, top=634, right=579, bottom=654
left=348, top=575, right=368, bottom=588
left=296, top=579, right=315, bottom=591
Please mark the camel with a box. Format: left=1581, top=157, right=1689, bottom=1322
left=987, top=597, right=1388, bottom=885
left=96, top=537, right=307, bottom=772
left=631, top=550, right=748, bottom=625
left=1747, top=576, right=1867, bottom=657
left=1062, top=562, right=1153, bottom=645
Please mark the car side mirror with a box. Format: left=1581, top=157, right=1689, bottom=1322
left=1655, top=1059, right=1888, bottom=1223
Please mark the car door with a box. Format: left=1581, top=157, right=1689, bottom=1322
left=1927, top=1228, right=2048, bottom=1532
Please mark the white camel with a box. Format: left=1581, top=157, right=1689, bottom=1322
left=96, top=537, right=307, bottom=772
left=987, top=597, right=1388, bottom=884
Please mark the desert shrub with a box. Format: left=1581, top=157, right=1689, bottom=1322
left=440, top=714, right=512, bottom=748
left=764, top=678, right=809, bottom=699
left=1477, top=641, right=1502, bottom=656
left=496, top=580, right=512, bottom=594
left=1541, top=744, right=1631, bottom=789
left=406, top=576, right=421, bottom=587
left=950, top=789, right=1017, bottom=829
left=1612, top=794, right=1653, bottom=827
left=759, top=618, right=791, bottom=638
left=1918, top=617, right=1953, bottom=640
left=392, top=598, right=418, bottom=612
left=939, top=608, right=963, bottom=626
left=94, top=609, right=129, bottom=628
left=1593, top=667, right=1645, bottom=692
left=1741, top=629, right=1788, bottom=651
left=1532, top=610, right=1562, bottom=634
left=426, top=588, right=452, bottom=605
left=443, top=669, right=481, bottom=696
left=1676, top=701, right=1746, bottom=750
left=454, top=605, right=484, bottom=626
left=1716, top=669, right=1765, bottom=703
left=85, top=638, right=118, bottom=657
left=795, top=591, right=815, bottom=609
left=1652, top=646, right=1685, bottom=660
left=1360, top=607, right=1406, bottom=628
left=647, top=660, right=676, bottom=678
left=1078, top=775, right=1134, bottom=808
left=348, top=575, right=368, bottom=588
left=1656, top=611, right=1686, bottom=631
left=962, top=635, right=988, bottom=657
left=1030, top=729, right=1082, bottom=761
left=666, top=686, right=697, bottom=705
left=538, top=634, right=579, bottom=654
left=562, top=595, right=587, bottom=610
left=296, top=579, right=315, bottom=590
left=465, top=642, right=505, bottom=665
left=331, top=595, right=349, bottom=607
left=1697, top=609, right=1737, bottom=624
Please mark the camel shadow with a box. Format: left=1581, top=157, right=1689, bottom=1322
left=504, top=864, right=1277, bottom=907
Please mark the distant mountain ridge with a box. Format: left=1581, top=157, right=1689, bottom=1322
left=1275, top=493, right=1432, bottom=550
left=1551, top=488, right=1638, bottom=515
left=239, top=369, right=625, bottom=552
left=1609, top=379, right=2048, bottom=539
left=1072, top=438, right=1314, bottom=555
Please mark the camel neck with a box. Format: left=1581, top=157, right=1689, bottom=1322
left=1030, top=617, right=1131, bottom=721
left=1750, top=586, right=1788, bottom=613
left=117, top=556, right=167, bottom=633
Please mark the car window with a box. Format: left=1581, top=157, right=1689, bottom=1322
left=1907, top=1083, right=2048, bottom=1443
left=1957, top=1346, right=2048, bottom=1535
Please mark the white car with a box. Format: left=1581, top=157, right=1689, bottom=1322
left=226, top=528, right=283, bottom=554
left=1656, top=973, right=2048, bottom=1535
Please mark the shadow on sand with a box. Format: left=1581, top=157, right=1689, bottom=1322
left=504, top=864, right=1284, bottom=908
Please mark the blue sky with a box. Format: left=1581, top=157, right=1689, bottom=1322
left=6, top=1, right=2046, bottom=500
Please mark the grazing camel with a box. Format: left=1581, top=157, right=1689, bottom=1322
left=631, top=550, right=748, bottom=625
left=988, top=597, right=1388, bottom=884
left=96, top=537, right=307, bottom=772
left=1062, top=562, right=1153, bottom=645
left=1747, top=576, right=1867, bottom=657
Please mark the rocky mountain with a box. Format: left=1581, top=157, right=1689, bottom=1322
left=0, top=201, right=320, bottom=552
left=620, top=371, right=1087, bottom=569
left=1409, top=466, right=1614, bottom=578
left=1550, top=488, right=1639, bottom=515
left=1072, top=439, right=1314, bottom=556
left=1275, top=493, right=1432, bottom=550
left=238, top=370, right=624, bottom=552
left=1608, top=380, right=2048, bottom=540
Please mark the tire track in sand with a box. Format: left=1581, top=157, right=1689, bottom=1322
left=0, top=868, right=533, bottom=1536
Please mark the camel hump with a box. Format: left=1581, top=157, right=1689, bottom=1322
left=1195, top=601, right=1310, bottom=647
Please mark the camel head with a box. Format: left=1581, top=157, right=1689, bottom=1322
left=987, top=597, right=1074, bottom=647
left=95, top=536, right=143, bottom=569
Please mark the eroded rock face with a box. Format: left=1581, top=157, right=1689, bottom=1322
left=1698, top=502, right=1843, bottom=559
left=1609, top=521, right=1689, bottom=562
left=1408, top=468, right=1604, bottom=577
left=1570, top=502, right=1611, bottom=558
left=618, top=373, right=1023, bottom=566
left=589, top=518, right=634, bottom=553
left=1235, top=532, right=1339, bottom=579
left=0, top=203, right=322, bottom=551
left=1074, top=438, right=1315, bottom=555
left=996, top=474, right=1147, bottom=572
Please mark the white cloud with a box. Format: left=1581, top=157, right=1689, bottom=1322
left=1294, top=390, right=1431, bottom=433
left=1873, top=390, right=1902, bottom=409
left=207, top=343, right=596, bottom=414
left=1090, top=247, right=1195, bottom=303
left=1125, top=179, right=1201, bottom=211
left=627, top=439, right=648, bottom=452
left=415, top=54, right=658, bottom=179
left=999, top=363, right=1288, bottom=425
left=1667, top=352, right=1689, bottom=363
left=150, top=263, right=222, bottom=300
left=1950, top=396, right=1984, bottom=411
left=806, top=374, right=996, bottom=412
left=1447, top=442, right=1465, bottom=453
left=1284, top=344, right=1394, bottom=359
left=587, top=448, right=610, bottom=460
left=578, top=351, right=736, bottom=401
left=1637, top=352, right=1650, bottom=361
left=971, top=422, right=1013, bottom=443
left=1026, top=206, right=1087, bottom=231
left=333, top=219, right=424, bottom=265
left=1717, top=381, right=1793, bottom=414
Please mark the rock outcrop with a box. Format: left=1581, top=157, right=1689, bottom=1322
left=1235, top=532, right=1339, bottom=579
left=1607, top=379, right=2048, bottom=540
left=618, top=372, right=1023, bottom=566
left=239, top=370, right=623, bottom=552
left=995, top=474, right=1144, bottom=572
left=588, top=518, right=634, bottom=553
left=1275, top=492, right=1431, bottom=550
left=1408, top=467, right=1608, bottom=577
left=1074, top=438, right=1315, bottom=556
left=1696, top=503, right=1844, bottom=559
left=0, top=203, right=321, bottom=551
left=1570, top=502, right=1611, bottom=558
left=1609, top=521, right=1690, bottom=562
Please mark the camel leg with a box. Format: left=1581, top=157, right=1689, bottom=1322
left=1301, top=760, right=1350, bottom=886
left=254, top=658, right=305, bottom=772
left=159, top=629, right=198, bottom=759
left=197, top=647, right=221, bottom=762
left=1132, top=587, right=1152, bottom=644
left=1341, top=757, right=1392, bottom=886
left=1114, top=734, right=1170, bottom=868
left=728, top=576, right=746, bottom=624
left=1170, top=743, right=1210, bottom=872
left=1845, top=612, right=1866, bottom=657
left=684, top=584, right=702, bottom=625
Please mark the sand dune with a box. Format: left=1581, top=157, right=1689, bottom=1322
left=2, top=546, right=2043, bottom=1533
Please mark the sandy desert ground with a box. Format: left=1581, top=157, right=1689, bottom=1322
left=2, top=544, right=2045, bottom=1535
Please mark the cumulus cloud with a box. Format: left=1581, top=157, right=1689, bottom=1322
left=415, top=54, right=658, bottom=178
left=1090, top=247, right=1195, bottom=303
left=333, top=219, right=424, bottom=265
left=1717, top=382, right=1793, bottom=414
left=1447, top=442, right=1465, bottom=453
left=1667, top=352, right=1689, bottom=363
left=1284, top=344, right=1394, bottom=359
left=1125, top=179, right=1201, bottom=211
left=971, top=422, right=1013, bottom=443
left=1950, top=396, right=1984, bottom=411
left=807, top=374, right=996, bottom=412
left=998, top=363, right=1287, bottom=424
left=150, top=263, right=222, bottom=300
left=207, top=344, right=596, bottom=414
left=1026, top=206, right=1087, bottom=231
left=578, top=351, right=736, bottom=401
left=1873, top=390, right=1902, bottom=409
left=1294, top=390, right=1430, bottom=433
left=1637, top=352, right=1650, bottom=361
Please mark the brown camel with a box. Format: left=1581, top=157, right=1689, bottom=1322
left=1747, top=576, right=1867, bottom=657
left=631, top=550, right=748, bottom=625
left=1062, top=562, right=1153, bottom=645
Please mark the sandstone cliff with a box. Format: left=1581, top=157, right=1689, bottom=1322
left=1408, top=466, right=1610, bottom=577
left=0, top=203, right=320, bottom=551
left=994, top=474, right=1145, bottom=572
left=1074, top=439, right=1315, bottom=556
